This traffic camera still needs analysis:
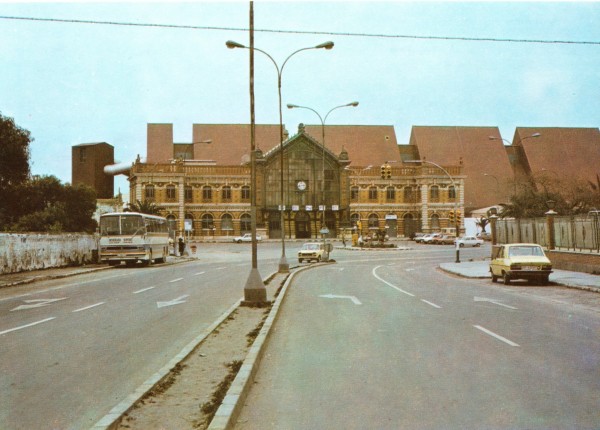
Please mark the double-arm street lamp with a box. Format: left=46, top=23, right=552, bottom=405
left=226, top=40, right=334, bottom=273
left=287, top=102, right=359, bottom=260
left=488, top=132, right=541, bottom=145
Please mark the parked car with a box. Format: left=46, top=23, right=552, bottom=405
left=298, top=242, right=331, bottom=263
left=455, top=236, right=484, bottom=247
left=414, top=233, right=431, bottom=243
left=412, top=232, right=425, bottom=241
left=422, top=233, right=442, bottom=244
left=433, top=234, right=456, bottom=245
left=489, top=243, right=553, bottom=285
left=233, top=233, right=262, bottom=243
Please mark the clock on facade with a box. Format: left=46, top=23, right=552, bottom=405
left=297, top=180, right=307, bottom=191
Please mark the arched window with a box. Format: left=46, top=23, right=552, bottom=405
left=386, top=186, right=396, bottom=201
left=201, top=214, right=214, bottom=230
left=202, top=186, right=212, bottom=201
left=350, top=213, right=361, bottom=230
left=185, top=185, right=193, bottom=202
left=221, top=186, right=232, bottom=201
left=241, top=186, right=251, bottom=201
left=166, top=214, right=177, bottom=234
left=145, top=184, right=155, bottom=201
left=448, top=186, right=456, bottom=201
left=221, top=213, right=233, bottom=232
left=240, top=213, right=251, bottom=233
left=403, top=186, right=413, bottom=202
left=430, top=186, right=440, bottom=202
left=350, top=186, right=359, bottom=200
left=431, top=213, right=440, bottom=229
left=166, top=184, right=177, bottom=201
left=368, top=186, right=378, bottom=200
left=368, top=213, right=379, bottom=229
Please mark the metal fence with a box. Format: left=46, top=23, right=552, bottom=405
left=496, top=214, right=600, bottom=252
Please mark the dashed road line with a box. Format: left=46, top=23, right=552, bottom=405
left=0, top=317, right=56, bottom=336
left=421, top=299, right=442, bottom=309
left=193, top=272, right=205, bottom=276
left=133, top=286, right=155, bottom=294
left=169, top=278, right=184, bottom=283
left=474, top=325, right=520, bottom=347
left=72, top=302, right=105, bottom=313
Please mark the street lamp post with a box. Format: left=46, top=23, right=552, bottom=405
left=488, top=132, right=541, bottom=145
left=406, top=159, right=461, bottom=263
left=227, top=39, right=334, bottom=273
left=287, top=102, right=359, bottom=261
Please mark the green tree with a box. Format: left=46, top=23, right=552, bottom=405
left=128, top=199, right=162, bottom=215
left=0, top=113, right=33, bottom=225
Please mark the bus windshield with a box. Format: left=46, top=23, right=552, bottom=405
left=100, top=215, right=145, bottom=236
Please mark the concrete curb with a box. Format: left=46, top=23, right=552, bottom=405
left=91, top=299, right=243, bottom=430
left=206, top=265, right=313, bottom=430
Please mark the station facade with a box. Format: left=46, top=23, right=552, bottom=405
left=128, top=123, right=465, bottom=239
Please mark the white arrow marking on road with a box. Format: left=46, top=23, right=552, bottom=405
left=474, top=297, right=518, bottom=310
left=10, top=298, right=67, bottom=311
left=157, top=295, right=189, bottom=308
left=319, top=294, right=362, bottom=305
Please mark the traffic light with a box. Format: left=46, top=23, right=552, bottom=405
left=448, top=210, right=455, bottom=223
left=380, top=163, right=392, bottom=179
left=456, top=210, right=462, bottom=224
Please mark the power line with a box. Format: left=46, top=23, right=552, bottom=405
left=1, top=15, right=599, bottom=46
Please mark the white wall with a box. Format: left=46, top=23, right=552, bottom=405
left=0, top=233, right=97, bottom=274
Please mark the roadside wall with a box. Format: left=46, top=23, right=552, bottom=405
left=548, top=250, right=600, bottom=275
left=0, top=233, right=97, bottom=275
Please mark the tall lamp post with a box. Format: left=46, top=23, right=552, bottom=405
left=287, top=102, right=359, bottom=261
left=226, top=39, right=334, bottom=273
left=405, top=159, right=461, bottom=262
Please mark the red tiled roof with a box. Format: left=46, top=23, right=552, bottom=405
left=191, top=123, right=400, bottom=167
left=409, top=126, right=514, bottom=210
left=515, top=127, right=600, bottom=185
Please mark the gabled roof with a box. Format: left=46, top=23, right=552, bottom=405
left=409, top=126, right=513, bottom=210
left=190, top=123, right=399, bottom=167
left=514, top=127, right=600, bottom=185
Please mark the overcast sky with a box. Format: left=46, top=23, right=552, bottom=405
left=1, top=1, right=599, bottom=199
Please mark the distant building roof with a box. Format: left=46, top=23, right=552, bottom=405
left=408, top=126, right=514, bottom=211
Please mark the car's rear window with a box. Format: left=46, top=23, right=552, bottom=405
left=508, top=246, right=544, bottom=257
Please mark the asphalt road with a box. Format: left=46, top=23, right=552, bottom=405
left=0, top=243, right=282, bottom=430
left=235, top=244, right=600, bottom=429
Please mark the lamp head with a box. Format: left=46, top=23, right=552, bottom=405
left=349, top=101, right=359, bottom=107
left=315, top=41, right=334, bottom=50
left=226, top=40, right=246, bottom=49
left=531, top=132, right=541, bottom=138
left=287, top=104, right=299, bottom=109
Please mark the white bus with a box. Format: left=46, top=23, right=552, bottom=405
left=99, top=212, right=170, bottom=266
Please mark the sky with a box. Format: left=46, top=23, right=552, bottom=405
left=1, top=1, right=599, bottom=201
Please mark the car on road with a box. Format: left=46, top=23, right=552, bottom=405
left=489, top=243, right=553, bottom=285
left=422, top=233, right=442, bottom=244
left=414, top=233, right=430, bottom=243
left=298, top=242, right=330, bottom=263
left=433, top=234, right=456, bottom=245
left=233, top=233, right=262, bottom=243
left=455, top=236, right=484, bottom=247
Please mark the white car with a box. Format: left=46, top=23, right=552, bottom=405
left=233, top=233, right=262, bottom=243
left=455, top=236, right=484, bottom=247
left=422, top=233, right=442, bottom=244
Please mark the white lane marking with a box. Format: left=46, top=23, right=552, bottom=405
left=133, top=286, right=155, bottom=294
left=157, top=295, right=189, bottom=308
left=72, top=302, right=105, bottom=313
left=169, top=278, right=184, bottom=283
left=372, top=266, right=415, bottom=296
left=421, top=299, right=441, bottom=309
left=474, top=297, right=518, bottom=310
left=0, top=317, right=56, bottom=335
left=474, top=325, right=520, bottom=347
left=10, top=298, right=67, bottom=311
left=214, top=267, right=226, bottom=270
left=319, top=294, right=362, bottom=305
left=193, top=272, right=206, bottom=276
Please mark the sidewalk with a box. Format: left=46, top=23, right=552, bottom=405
left=439, top=260, right=600, bottom=293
